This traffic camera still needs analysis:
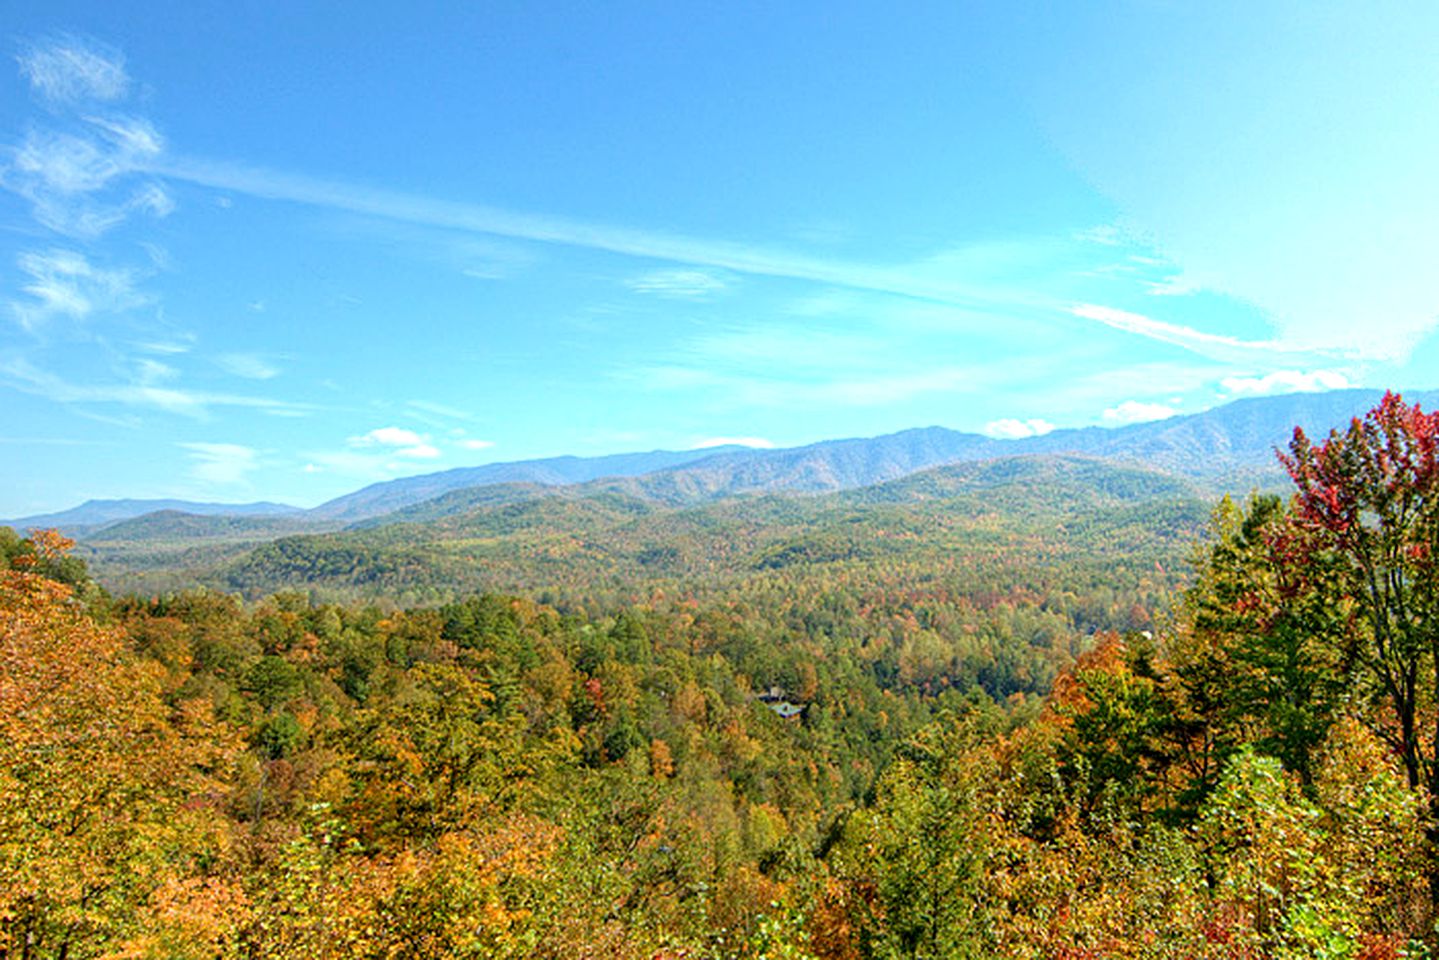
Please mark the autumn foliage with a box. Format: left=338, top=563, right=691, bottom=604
left=3, top=393, right=1438, bottom=958
left=0, top=536, right=231, bottom=957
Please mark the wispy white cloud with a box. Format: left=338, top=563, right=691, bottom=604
left=130, top=181, right=174, bottom=217
left=348, top=425, right=440, bottom=459
left=134, top=336, right=195, bottom=355
left=17, top=36, right=129, bottom=106
left=1070, top=303, right=1307, bottom=359
left=407, top=399, right=476, bottom=422
left=690, top=436, right=775, bottom=450
left=1144, top=273, right=1201, bottom=297
left=0, top=357, right=313, bottom=419
left=16, top=129, right=126, bottom=193
left=457, top=438, right=494, bottom=451
left=626, top=269, right=729, bottom=299
left=148, top=156, right=1068, bottom=319
left=6, top=47, right=1233, bottom=362
left=983, top=418, right=1055, bottom=439
left=7, top=118, right=171, bottom=238
left=352, top=426, right=423, bottom=447
left=5, top=39, right=171, bottom=239
left=1220, top=369, right=1350, bottom=396
left=134, top=357, right=177, bottom=384
left=137, top=241, right=171, bottom=270
left=1102, top=400, right=1178, bottom=424
left=639, top=296, right=1066, bottom=411
left=320, top=214, right=539, bottom=281
left=84, top=114, right=163, bottom=155
left=9, top=249, right=147, bottom=331
left=179, top=442, right=258, bottom=485
left=216, top=353, right=282, bottom=380
left=787, top=219, right=854, bottom=246
left=303, top=442, right=437, bottom=481
left=1072, top=303, right=1263, bottom=350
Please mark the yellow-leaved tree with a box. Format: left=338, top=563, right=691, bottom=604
left=0, top=531, right=236, bottom=959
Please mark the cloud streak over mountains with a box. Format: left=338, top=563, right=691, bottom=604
left=6, top=37, right=1396, bottom=371
left=0, top=356, right=314, bottom=420
left=2, top=24, right=1433, bottom=514
left=150, top=155, right=1069, bottom=321
left=1067, top=304, right=1310, bottom=363
left=151, top=154, right=1394, bottom=367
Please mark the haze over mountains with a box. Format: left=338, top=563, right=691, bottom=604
left=6, top=388, right=1435, bottom=539
left=1, top=499, right=304, bottom=537
left=307, top=445, right=749, bottom=521
left=317, top=389, right=1423, bottom=524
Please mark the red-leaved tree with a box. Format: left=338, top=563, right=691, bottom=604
left=1277, top=391, right=1439, bottom=855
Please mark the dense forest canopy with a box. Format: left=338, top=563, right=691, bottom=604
left=3, top=393, right=1438, bottom=958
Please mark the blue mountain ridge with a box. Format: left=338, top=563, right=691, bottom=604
left=9, top=388, right=1436, bottom=535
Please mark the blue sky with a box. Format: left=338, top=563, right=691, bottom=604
left=3, top=1, right=1438, bottom=516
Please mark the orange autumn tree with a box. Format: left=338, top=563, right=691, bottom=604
left=0, top=532, right=233, bottom=959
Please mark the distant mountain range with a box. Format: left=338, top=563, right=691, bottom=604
left=1, top=499, right=303, bottom=537
left=298, top=387, right=1438, bottom=523
left=7, top=388, right=1437, bottom=539
left=306, top=445, right=747, bottom=521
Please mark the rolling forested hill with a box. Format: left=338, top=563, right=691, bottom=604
left=0, top=498, right=303, bottom=538
left=85, top=455, right=1208, bottom=607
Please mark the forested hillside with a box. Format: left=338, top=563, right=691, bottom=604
left=3, top=394, right=1437, bottom=958
left=295, top=387, right=1435, bottom=519
left=88, top=455, right=1207, bottom=613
